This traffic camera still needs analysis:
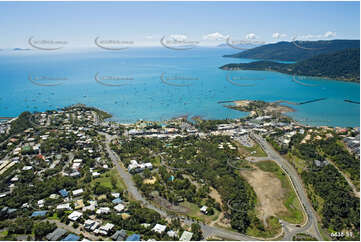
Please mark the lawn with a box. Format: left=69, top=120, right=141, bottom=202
left=91, top=168, right=126, bottom=191
left=180, top=201, right=220, bottom=224
left=48, top=212, right=59, bottom=220
left=239, top=143, right=267, bottom=157
left=255, top=160, right=305, bottom=225
left=0, top=230, right=8, bottom=237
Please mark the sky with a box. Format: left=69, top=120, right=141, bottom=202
left=0, top=1, right=359, bottom=49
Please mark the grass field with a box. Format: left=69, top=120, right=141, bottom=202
left=246, top=216, right=282, bottom=238
left=0, top=230, right=8, bottom=237
left=180, top=201, right=220, bottom=224
left=242, top=143, right=267, bottom=157
left=255, top=160, right=305, bottom=225
left=91, top=168, right=126, bottom=191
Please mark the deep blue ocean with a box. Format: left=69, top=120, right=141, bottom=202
left=0, top=47, right=359, bottom=127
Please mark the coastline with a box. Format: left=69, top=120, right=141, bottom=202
left=220, top=66, right=360, bottom=83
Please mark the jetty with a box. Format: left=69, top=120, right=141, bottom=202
left=217, top=100, right=236, bottom=104
left=298, top=98, right=327, bottom=105
left=275, top=98, right=326, bottom=106
left=344, top=100, right=360, bottom=104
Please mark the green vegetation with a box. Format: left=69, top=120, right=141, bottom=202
left=223, top=39, right=360, bottom=61
left=90, top=168, right=126, bottom=192
left=267, top=129, right=360, bottom=240
left=246, top=216, right=281, bottom=238
left=9, top=112, right=33, bottom=135
left=255, top=161, right=304, bottom=224
left=221, top=48, right=360, bottom=82
left=292, top=233, right=318, bottom=241
left=301, top=165, right=359, bottom=239
left=293, top=136, right=360, bottom=188
left=195, top=119, right=231, bottom=132
left=115, top=135, right=259, bottom=234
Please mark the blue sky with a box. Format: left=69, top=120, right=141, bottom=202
left=0, top=1, right=359, bottom=48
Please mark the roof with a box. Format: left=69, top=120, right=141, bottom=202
left=180, top=231, right=193, bottom=241
left=112, top=198, right=122, bottom=204
left=59, top=189, right=69, bottom=197
left=114, top=203, right=125, bottom=212
left=151, top=224, right=166, bottom=233
left=111, top=230, right=127, bottom=241
left=68, top=211, right=82, bottom=221
left=126, top=234, right=141, bottom=241
left=46, top=228, right=67, bottom=241
left=62, top=233, right=80, bottom=241
left=31, top=210, right=47, bottom=217
left=100, top=223, right=114, bottom=232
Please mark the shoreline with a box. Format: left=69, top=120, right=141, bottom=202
left=1, top=102, right=359, bottom=128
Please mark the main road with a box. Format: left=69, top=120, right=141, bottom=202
left=250, top=132, right=323, bottom=241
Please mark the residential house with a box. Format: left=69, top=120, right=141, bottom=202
left=179, top=231, right=193, bottom=241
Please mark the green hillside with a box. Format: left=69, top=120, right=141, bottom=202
left=220, top=48, right=360, bottom=82
left=224, top=39, right=360, bottom=62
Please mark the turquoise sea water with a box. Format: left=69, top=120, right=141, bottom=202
left=0, top=47, right=359, bottom=127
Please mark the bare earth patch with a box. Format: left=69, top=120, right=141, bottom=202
left=241, top=167, right=287, bottom=224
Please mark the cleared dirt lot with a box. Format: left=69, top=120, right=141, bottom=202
left=241, top=166, right=287, bottom=224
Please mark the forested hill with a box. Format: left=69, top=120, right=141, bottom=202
left=220, top=48, right=360, bottom=82
left=223, top=39, right=360, bottom=61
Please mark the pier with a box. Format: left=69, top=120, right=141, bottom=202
left=344, top=100, right=360, bottom=104
left=298, top=98, right=327, bottom=105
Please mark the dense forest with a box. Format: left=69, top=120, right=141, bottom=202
left=220, top=48, right=360, bottom=82
left=302, top=165, right=360, bottom=239
left=223, top=39, right=360, bottom=61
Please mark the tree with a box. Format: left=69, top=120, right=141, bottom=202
left=191, top=223, right=203, bottom=241
left=34, top=221, right=56, bottom=240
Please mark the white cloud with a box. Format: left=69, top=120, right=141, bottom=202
left=203, top=32, right=229, bottom=41
left=169, top=34, right=188, bottom=42
left=272, top=32, right=287, bottom=39
left=272, top=32, right=281, bottom=39
left=324, top=31, right=336, bottom=38
left=245, top=33, right=257, bottom=40
left=145, top=35, right=154, bottom=40
left=298, top=31, right=336, bottom=40
left=299, top=34, right=322, bottom=39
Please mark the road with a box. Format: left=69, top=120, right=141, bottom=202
left=99, top=131, right=258, bottom=241
left=250, top=132, right=323, bottom=241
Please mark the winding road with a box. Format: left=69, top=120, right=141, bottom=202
left=99, top=129, right=324, bottom=241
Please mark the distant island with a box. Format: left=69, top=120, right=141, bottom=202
left=223, top=39, right=360, bottom=62
left=13, top=48, right=31, bottom=51
left=220, top=48, right=360, bottom=82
